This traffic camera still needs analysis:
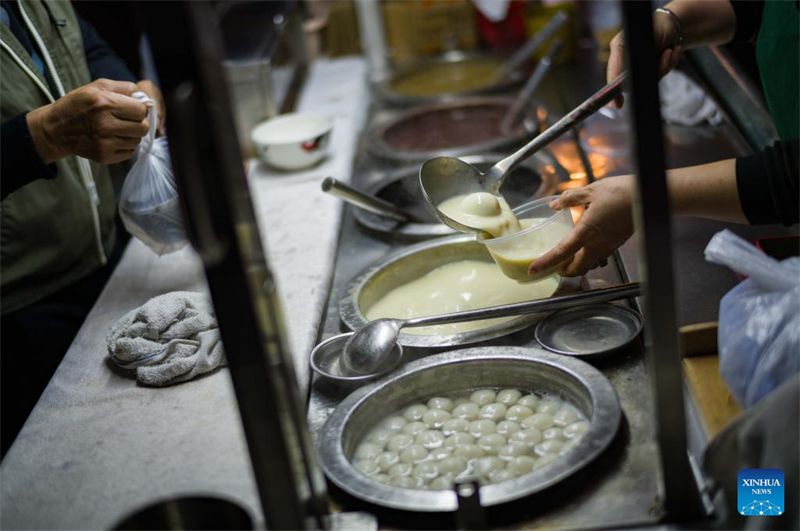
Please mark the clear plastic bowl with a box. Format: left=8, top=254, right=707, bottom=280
left=479, top=195, right=575, bottom=283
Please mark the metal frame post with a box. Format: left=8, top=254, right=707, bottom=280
left=620, top=0, right=705, bottom=522
left=140, top=2, right=328, bottom=528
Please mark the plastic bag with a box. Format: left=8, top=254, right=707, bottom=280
left=119, top=92, right=187, bottom=255
left=704, top=229, right=800, bottom=408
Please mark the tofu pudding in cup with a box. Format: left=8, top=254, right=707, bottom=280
left=482, top=197, right=575, bottom=283
left=439, top=194, right=575, bottom=283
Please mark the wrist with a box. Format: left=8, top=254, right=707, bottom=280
left=655, top=6, right=684, bottom=48
left=26, top=105, right=67, bottom=164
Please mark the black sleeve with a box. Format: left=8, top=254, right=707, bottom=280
left=729, top=1, right=765, bottom=43
left=78, top=16, right=137, bottom=82
left=736, top=139, right=799, bottom=226
left=1, top=113, right=58, bottom=201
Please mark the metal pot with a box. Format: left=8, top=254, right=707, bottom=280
left=317, top=347, right=621, bottom=512
left=366, top=97, right=538, bottom=163
left=376, top=51, right=527, bottom=106
left=353, top=153, right=568, bottom=239
left=339, top=235, right=581, bottom=349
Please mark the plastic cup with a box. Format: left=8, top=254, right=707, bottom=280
left=479, top=196, right=575, bottom=283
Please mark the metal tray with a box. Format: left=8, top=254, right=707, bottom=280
left=535, top=304, right=643, bottom=359
left=376, top=51, right=527, bottom=107
left=353, top=153, right=568, bottom=239
left=366, top=97, right=538, bottom=163
left=339, top=234, right=581, bottom=349
left=317, top=347, right=622, bottom=512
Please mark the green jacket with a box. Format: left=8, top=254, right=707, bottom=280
left=0, top=0, right=116, bottom=315
left=756, top=0, right=800, bottom=141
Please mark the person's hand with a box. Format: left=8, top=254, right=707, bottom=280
left=134, top=79, right=166, bottom=136
left=528, top=176, right=635, bottom=277
left=607, top=11, right=683, bottom=108
left=26, top=78, right=149, bottom=165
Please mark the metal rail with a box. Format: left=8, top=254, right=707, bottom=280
left=620, top=0, right=705, bottom=522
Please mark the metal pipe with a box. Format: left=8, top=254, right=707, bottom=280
left=355, top=0, right=389, bottom=83
left=620, top=0, right=704, bottom=521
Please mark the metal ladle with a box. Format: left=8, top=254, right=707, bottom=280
left=322, top=177, right=414, bottom=223
left=500, top=38, right=563, bottom=134
left=340, top=281, right=640, bottom=376
left=495, top=10, right=569, bottom=80
left=419, top=72, right=627, bottom=235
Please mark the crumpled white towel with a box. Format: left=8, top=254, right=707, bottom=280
left=659, top=70, right=723, bottom=126
left=107, top=291, right=226, bottom=386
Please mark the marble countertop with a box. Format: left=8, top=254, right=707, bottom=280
left=0, top=57, right=367, bottom=530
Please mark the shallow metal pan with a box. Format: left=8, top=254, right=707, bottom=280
left=317, top=346, right=622, bottom=512
left=376, top=51, right=528, bottom=107
left=535, top=304, right=643, bottom=360
left=366, top=97, right=538, bottom=163
left=339, top=235, right=581, bottom=349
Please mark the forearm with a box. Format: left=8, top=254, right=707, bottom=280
left=665, top=0, right=738, bottom=49
left=666, top=159, right=748, bottom=223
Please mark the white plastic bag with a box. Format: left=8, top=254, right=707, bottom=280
left=119, top=92, right=187, bottom=255
left=704, top=229, right=800, bottom=408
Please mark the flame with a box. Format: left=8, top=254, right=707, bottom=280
left=557, top=180, right=586, bottom=193
left=569, top=171, right=586, bottom=181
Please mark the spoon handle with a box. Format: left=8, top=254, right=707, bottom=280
left=490, top=71, right=628, bottom=185
left=403, top=282, right=640, bottom=328
left=322, top=177, right=409, bottom=223
left=496, top=10, right=569, bottom=80
left=500, top=38, right=563, bottom=133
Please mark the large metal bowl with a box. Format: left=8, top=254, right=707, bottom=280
left=366, top=97, right=538, bottom=163
left=353, top=153, right=568, bottom=239
left=377, top=51, right=528, bottom=106
left=317, top=347, right=621, bottom=512
left=339, top=235, right=581, bottom=349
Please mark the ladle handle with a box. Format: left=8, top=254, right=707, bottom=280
left=491, top=71, right=628, bottom=185
left=496, top=10, right=569, bottom=80
left=500, top=38, right=563, bottom=133
left=404, top=282, right=640, bottom=328
left=322, top=177, right=409, bottom=223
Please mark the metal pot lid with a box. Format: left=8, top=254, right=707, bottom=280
left=317, top=346, right=622, bottom=512
left=535, top=303, right=643, bottom=359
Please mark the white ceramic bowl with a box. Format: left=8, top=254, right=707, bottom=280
left=251, top=113, right=333, bottom=171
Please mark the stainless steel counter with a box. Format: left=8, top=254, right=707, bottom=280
left=306, top=47, right=796, bottom=529
left=308, top=62, right=657, bottom=530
